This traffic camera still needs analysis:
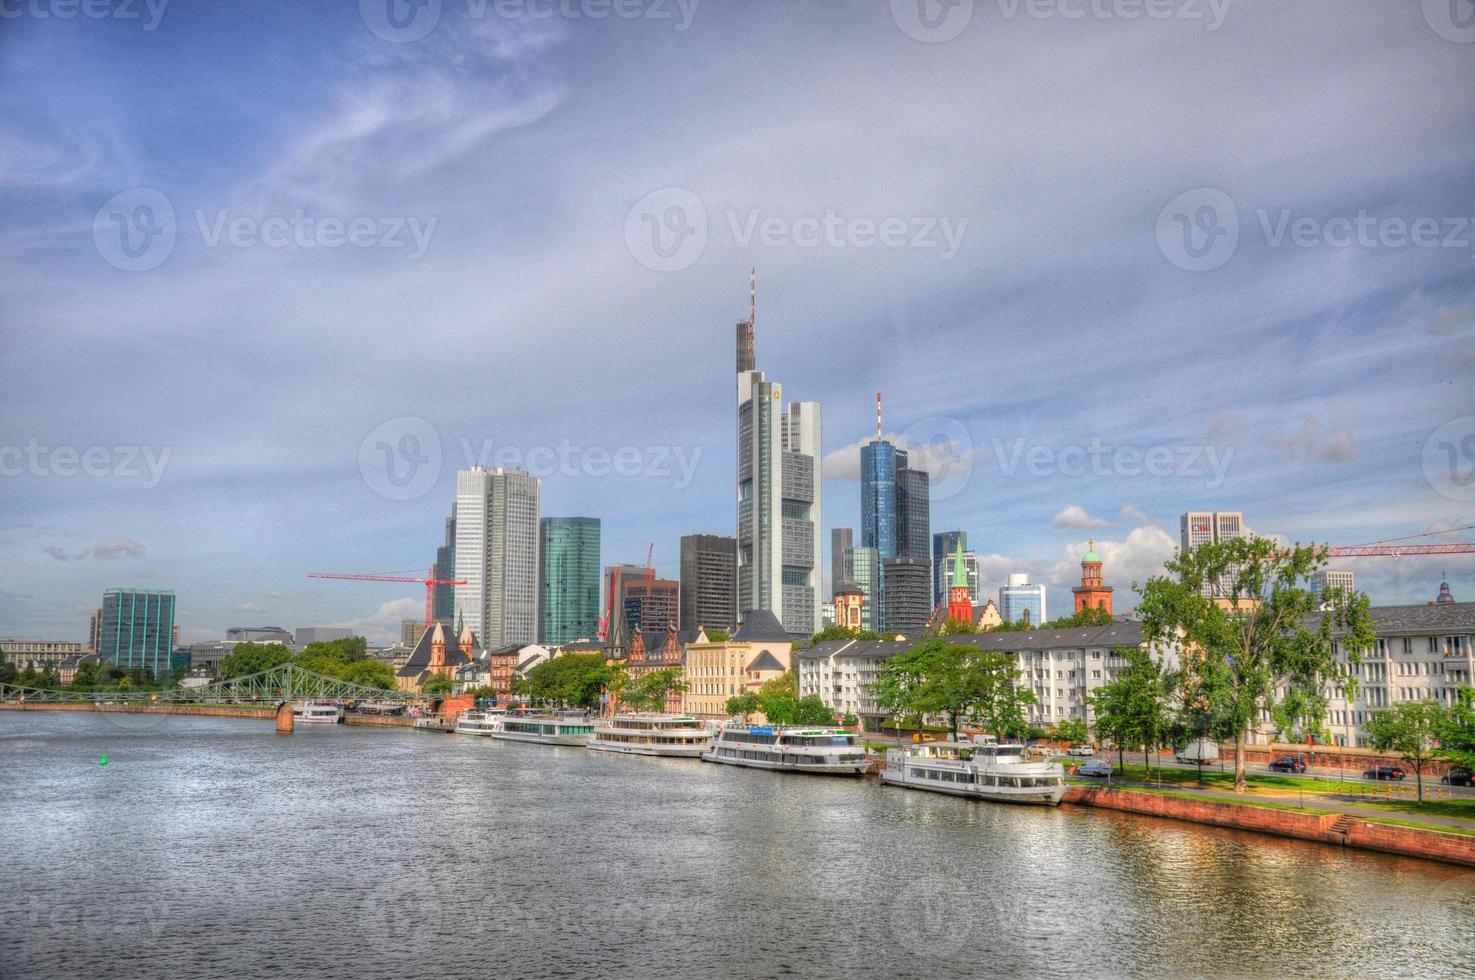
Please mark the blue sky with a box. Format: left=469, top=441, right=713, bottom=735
left=3, top=0, right=1473, bottom=644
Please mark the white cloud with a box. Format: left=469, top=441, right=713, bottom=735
left=1046, top=526, right=1178, bottom=601
left=1119, top=504, right=1158, bottom=528
left=821, top=430, right=978, bottom=482
left=1266, top=416, right=1358, bottom=463
left=1051, top=505, right=1111, bottom=529
left=325, top=596, right=421, bottom=647
left=42, top=539, right=143, bottom=561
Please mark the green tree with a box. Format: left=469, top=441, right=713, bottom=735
left=704, top=630, right=731, bottom=643
left=725, top=691, right=761, bottom=720
left=930, top=618, right=975, bottom=637
left=1136, top=536, right=1375, bottom=792
left=871, top=640, right=1033, bottom=739
left=626, top=667, right=687, bottom=713
left=339, top=659, right=397, bottom=691
left=792, top=695, right=838, bottom=726
left=297, top=637, right=368, bottom=677
left=1052, top=718, right=1088, bottom=746
left=219, top=642, right=294, bottom=680
left=1089, top=645, right=1173, bottom=779
left=422, top=675, right=456, bottom=697
left=806, top=625, right=883, bottom=647
left=1438, top=686, right=1475, bottom=772
left=521, top=653, right=608, bottom=710
left=1040, top=607, right=1115, bottom=629
left=1367, top=700, right=1446, bottom=803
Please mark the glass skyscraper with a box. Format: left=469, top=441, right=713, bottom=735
left=860, top=441, right=901, bottom=560
left=538, top=517, right=600, bottom=646
left=454, top=467, right=541, bottom=646
left=99, top=588, right=176, bottom=676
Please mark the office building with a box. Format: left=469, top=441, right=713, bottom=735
left=830, top=527, right=853, bottom=596
left=882, top=556, right=931, bottom=636
left=226, top=626, right=293, bottom=645
left=432, top=508, right=456, bottom=625
left=999, top=574, right=1047, bottom=626
left=896, top=465, right=930, bottom=560
left=603, top=563, right=648, bottom=636
left=1071, top=542, right=1114, bottom=615
left=623, top=577, right=680, bottom=632
left=293, top=626, right=354, bottom=650
left=932, top=530, right=981, bottom=609
left=735, top=283, right=822, bottom=637
left=454, top=466, right=541, bottom=647
left=847, top=545, right=881, bottom=632
left=683, top=610, right=796, bottom=720
left=538, top=517, right=601, bottom=645
left=861, top=439, right=901, bottom=560
left=1180, top=511, right=1244, bottom=597
left=99, top=588, right=176, bottom=675
left=88, top=608, right=102, bottom=652
left=401, top=619, right=427, bottom=649
left=1308, top=569, right=1356, bottom=603
left=0, top=640, right=84, bottom=672
left=680, top=534, right=738, bottom=633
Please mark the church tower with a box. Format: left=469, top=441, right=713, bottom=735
left=1072, top=541, right=1114, bottom=614
left=946, top=540, right=973, bottom=625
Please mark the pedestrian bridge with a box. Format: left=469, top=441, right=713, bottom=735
left=0, top=662, right=420, bottom=706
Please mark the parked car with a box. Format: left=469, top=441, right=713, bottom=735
left=1363, top=765, right=1406, bottom=781
left=1441, top=768, right=1472, bottom=787
left=1077, top=757, right=1113, bottom=778
left=1268, top=756, right=1307, bottom=773
left=1067, top=744, right=1095, bottom=757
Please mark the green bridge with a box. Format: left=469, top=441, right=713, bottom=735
left=0, top=662, right=422, bottom=706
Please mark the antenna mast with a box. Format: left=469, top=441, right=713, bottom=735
left=876, top=392, right=883, bottom=439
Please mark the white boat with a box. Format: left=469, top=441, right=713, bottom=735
left=488, top=712, right=594, bottom=746
left=587, top=713, right=713, bottom=757
left=701, top=724, right=868, bottom=776
left=453, top=709, right=506, bottom=736
left=293, top=701, right=342, bottom=724
left=880, top=737, right=1066, bottom=805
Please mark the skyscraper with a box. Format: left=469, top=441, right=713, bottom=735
left=1180, top=511, right=1245, bottom=596
left=846, top=545, right=881, bottom=632
left=623, top=578, right=680, bottom=632
left=454, top=467, right=541, bottom=646
left=603, top=564, right=648, bottom=636
left=432, top=507, right=456, bottom=626
left=539, top=517, right=600, bottom=645
left=830, top=527, right=854, bottom=597
left=1308, top=569, right=1355, bottom=602
left=681, top=534, right=738, bottom=633
left=896, top=465, right=930, bottom=560
left=882, top=556, right=931, bottom=636
left=999, top=573, right=1047, bottom=626
left=735, top=276, right=822, bottom=637
left=99, top=588, right=176, bottom=675
left=861, top=440, right=901, bottom=560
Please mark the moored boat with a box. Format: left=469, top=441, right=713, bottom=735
left=880, top=737, right=1065, bottom=805
left=701, top=724, right=867, bottom=776
left=453, top=709, right=505, bottom=736
left=488, top=711, right=594, bottom=746
left=293, top=700, right=343, bottom=724
left=587, top=713, right=712, bottom=757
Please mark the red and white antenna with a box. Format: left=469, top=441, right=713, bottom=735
left=745, top=267, right=757, bottom=366
left=876, top=392, right=883, bottom=439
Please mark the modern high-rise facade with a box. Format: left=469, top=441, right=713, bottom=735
left=1308, top=569, right=1355, bottom=602
left=1180, top=511, right=1245, bottom=596
left=539, top=517, right=600, bottom=646
left=861, top=441, right=901, bottom=560
left=735, top=298, right=822, bottom=638
left=454, top=467, right=541, bottom=646
left=99, top=588, right=176, bottom=675
left=896, top=465, right=930, bottom=560
left=432, top=509, right=456, bottom=626
left=999, top=573, right=1047, bottom=626
left=624, top=578, right=680, bottom=632
left=846, top=545, right=881, bottom=632
left=603, top=564, right=648, bottom=635
left=932, top=530, right=980, bottom=608
left=882, top=556, right=931, bottom=636
left=680, top=534, right=738, bottom=633
left=830, top=527, right=854, bottom=597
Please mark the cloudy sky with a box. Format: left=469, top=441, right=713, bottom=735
left=2, top=0, right=1473, bottom=645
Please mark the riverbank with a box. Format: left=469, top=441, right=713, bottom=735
left=1064, top=784, right=1475, bottom=868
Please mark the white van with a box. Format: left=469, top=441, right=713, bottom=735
left=1175, top=737, right=1220, bottom=765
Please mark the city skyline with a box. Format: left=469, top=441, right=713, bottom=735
left=3, top=3, right=1474, bottom=644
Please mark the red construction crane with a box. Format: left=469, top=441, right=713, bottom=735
left=307, top=567, right=466, bottom=627
left=1325, top=543, right=1475, bottom=558
left=644, top=543, right=655, bottom=581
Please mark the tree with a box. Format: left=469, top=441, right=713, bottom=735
left=704, top=630, right=732, bottom=643
left=725, top=691, right=761, bottom=720
left=971, top=651, right=1037, bottom=739
left=339, top=659, right=396, bottom=691
left=297, top=637, right=368, bottom=677
left=930, top=618, right=975, bottom=637
left=219, top=642, right=294, bottom=680
left=0, top=660, right=16, bottom=685
left=792, top=695, right=838, bottom=726
left=1367, top=700, right=1446, bottom=803
left=871, top=640, right=1033, bottom=739
left=521, top=653, right=608, bottom=711
left=1052, top=718, right=1088, bottom=746
left=1089, top=645, right=1173, bottom=779
left=626, top=667, right=687, bottom=713
left=422, top=675, right=456, bottom=697
left=806, top=625, right=883, bottom=647
left=1438, top=686, right=1475, bottom=773
left=1136, top=536, right=1375, bottom=792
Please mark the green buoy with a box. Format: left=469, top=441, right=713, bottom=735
left=99, top=755, right=108, bottom=766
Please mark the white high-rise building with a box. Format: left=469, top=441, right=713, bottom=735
left=1180, top=511, right=1245, bottom=596
left=999, top=572, right=1047, bottom=626
left=1309, top=569, right=1356, bottom=601
left=735, top=279, right=822, bottom=638
left=454, top=467, right=541, bottom=646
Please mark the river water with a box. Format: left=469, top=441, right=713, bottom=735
left=2, top=712, right=1472, bottom=979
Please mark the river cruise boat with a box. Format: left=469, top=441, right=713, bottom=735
left=587, top=713, right=713, bottom=757
left=701, top=724, right=868, bottom=776
left=488, top=712, right=595, bottom=746
left=453, top=709, right=506, bottom=736
left=293, top=701, right=342, bottom=724
left=880, top=737, right=1066, bottom=805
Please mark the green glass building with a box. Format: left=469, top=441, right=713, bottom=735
left=99, top=588, right=176, bottom=676
left=538, top=517, right=600, bottom=646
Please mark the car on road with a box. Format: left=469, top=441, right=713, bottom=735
left=1441, top=768, right=1472, bottom=787
left=1077, top=757, right=1113, bottom=778
left=1268, top=756, right=1307, bottom=773
left=1067, top=745, right=1095, bottom=757
left=1363, top=765, right=1406, bottom=781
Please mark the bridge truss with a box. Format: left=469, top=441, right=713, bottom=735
left=0, top=662, right=421, bottom=705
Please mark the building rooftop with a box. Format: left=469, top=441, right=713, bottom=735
left=745, top=650, right=787, bottom=672
left=733, top=609, right=790, bottom=642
